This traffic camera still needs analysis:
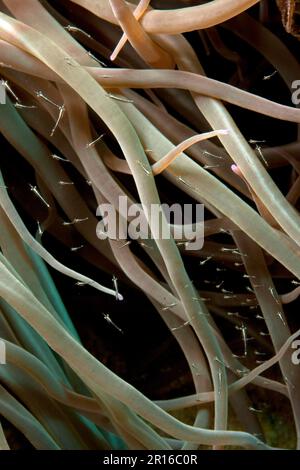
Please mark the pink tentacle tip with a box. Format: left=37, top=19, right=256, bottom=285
left=231, top=164, right=244, bottom=179
left=231, top=164, right=239, bottom=174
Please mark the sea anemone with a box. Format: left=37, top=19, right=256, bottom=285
left=0, top=0, right=299, bottom=451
